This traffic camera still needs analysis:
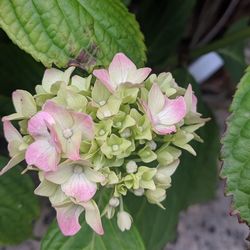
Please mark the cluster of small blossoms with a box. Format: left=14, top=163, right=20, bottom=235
left=1, top=53, right=208, bottom=236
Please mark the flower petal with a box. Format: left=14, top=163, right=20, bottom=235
left=62, top=173, right=97, bottom=202
left=3, top=120, right=22, bottom=143
left=148, top=83, right=165, bottom=115
left=55, top=203, right=84, bottom=236
left=109, top=53, right=136, bottom=85
left=34, top=179, right=58, bottom=197
left=28, top=111, right=55, bottom=139
left=43, top=101, right=74, bottom=130
left=154, top=124, right=176, bottom=135
left=12, top=90, right=37, bottom=117
left=72, top=112, right=94, bottom=140
left=42, top=67, right=75, bottom=93
left=127, top=67, right=151, bottom=84
left=81, top=200, right=104, bottom=235
left=157, top=96, right=186, bottom=125
left=25, top=140, right=60, bottom=171
left=93, top=69, right=115, bottom=92
left=0, top=152, right=25, bottom=176
left=45, top=163, right=73, bottom=184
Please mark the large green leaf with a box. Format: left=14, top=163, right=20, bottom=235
left=221, top=66, right=250, bottom=224
left=0, top=156, right=40, bottom=245
left=0, top=0, right=146, bottom=69
left=126, top=68, right=219, bottom=249
left=137, top=0, right=196, bottom=68
left=41, top=218, right=145, bottom=250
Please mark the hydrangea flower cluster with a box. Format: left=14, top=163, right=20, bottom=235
left=1, top=53, right=208, bottom=236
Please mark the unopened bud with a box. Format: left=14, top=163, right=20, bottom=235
left=126, top=161, right=138, bottom=173
left=133, top=188, right=144, bottom=196
left=117, top=211, right=133, bottom=231
left=147, top=140, right=157, bottom=150
left=109, top=197, right=120, bottom=207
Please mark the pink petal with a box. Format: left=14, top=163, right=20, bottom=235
left=62, top=173, right=97, bottom=202
left=127, top=67, right=152, bottom=84
left=81, top=200, right=104, bottom=235
left=28, top=111, right=55, bottom=139
left=157, top=96, right=186, bottom=125
left=73, top=112, right=94, bottom=140
left=56, top=203, right=84, bottom=236
left=3, top=120, right=22, bottom=143
left=64, top=131, right=82, bottom=161
left=93, top=69, right=115, bottom=92
left=25, top=140, right=60, bottom=172
left=148, top=83, right=165, bottom=115
left=109, top=53, right=136, bottom=85
left=154, top=124, right=176, bottom=135
left=43, top=101, right=74, bottom=129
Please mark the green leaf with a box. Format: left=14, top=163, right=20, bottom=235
left=41, top=218, right=145, bottom=250
left=0, top=156, right=40, bottom=245
left=218, top=18, right=249, bottom=84
left=137, top=0, right=196, bottom=68
left=221, top=66, right=250, bottom=224
left=127, top=68, right=219, bottom=249
left=0, top=0, right=146, bottom=69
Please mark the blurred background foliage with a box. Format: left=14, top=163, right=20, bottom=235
left=0, top=0, right=249, bottom=249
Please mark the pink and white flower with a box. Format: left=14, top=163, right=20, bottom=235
left=26, top=101, right=94, bottom=171
left=142, top=83, right=186, bottom=135
left=25, top=111, right=61, bottom=172
left=55, top=200, right=104, bottom=236
left=93, top=53, right=151, bottom=93
left=45, top=160, right=105, bottom=202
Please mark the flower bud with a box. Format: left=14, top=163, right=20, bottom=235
left=126, top=161, right=138, bottom=174
left=109, top=197, right=120, bottom=207
left=133, top=188, right=144, bottom=196
left=145, top=187, right=166, bottom=205
left=147, top=140, right=157, bottom=150
left=117, top=211, right=133, bottom=232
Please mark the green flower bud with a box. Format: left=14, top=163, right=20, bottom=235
left=136, top=166, right=157, bottom=190
left=114, top=183, right=127, bottom=197
left=101, top=134, right=132, bottom=159
left=156, top=145, right=181, bottom=165
left=117, top=86, right=139, bottom=104
left=145, top=187, right=166, bottom=208
left=95, top=119, right=113, bottom=142
left=138, top=145, right=157, bottom=163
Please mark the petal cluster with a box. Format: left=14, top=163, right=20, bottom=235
left=1, top=52, right=207, bottom=236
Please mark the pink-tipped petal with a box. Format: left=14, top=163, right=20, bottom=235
left=25, top=140, right=60, bottom=172
left=109, top=53, right=136, bottom=85
left=93, top=69, right=115, bottom=92
left=154, top=124, right=176, bottom=135
left=28, top=111, right=55, bottom=138
left=148, top=83, right=165, bottom=115
left=73, top=112, right=94, bottom=140
left=127, top=67, right=152, bottom=84
left=62, top=173, right=97, bottom=202
left=3, top=120, right=22, bottom=143
left=157, top=96, right=186, bottom=125
left=82, top=200, right=104, bottom=235
left=56, top=204, right=84, bottom=236
left=43, top=101, right=73, bottom=130
left=64, top=131, right=82, bottom=161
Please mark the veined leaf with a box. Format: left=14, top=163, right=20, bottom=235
left=0, top=156, right=40, bottom=245
left=127, top=68, right=218, bottom=249
left=221, top=66, right=250, bottom=224
left=41, top=218, right=145, bottom=250
left=0, top=0, right=146, bottom=70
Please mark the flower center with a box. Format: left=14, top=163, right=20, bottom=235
left=112, top=144, right=119, bottom=151
left=73, top=165, right=83, bottom=174
left=99, top=129, right=106, bottom=136
left=99, top=100, right=106, bottom=106
left=63, top=128, right=73, bottom=139
left=115, top=121, right=122, bottom=127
